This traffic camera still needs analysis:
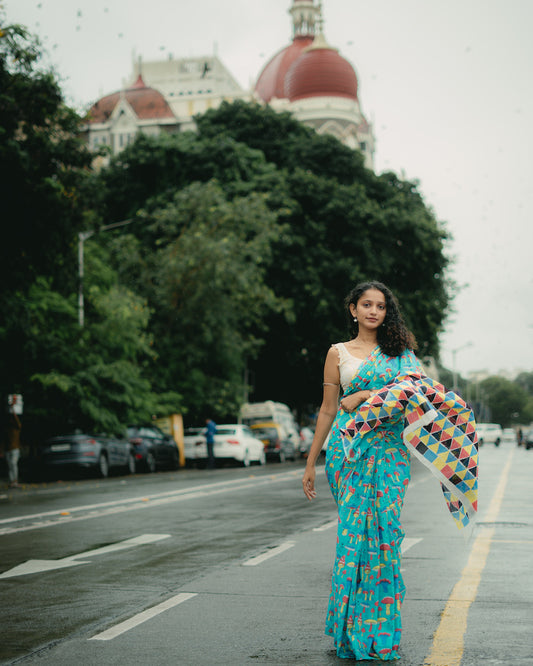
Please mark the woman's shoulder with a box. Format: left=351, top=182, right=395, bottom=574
left=329, top=342, right=347, bottom=358
left=395, top=347, right=424, bottom=373
left=326, top=343, right=340, bottom=358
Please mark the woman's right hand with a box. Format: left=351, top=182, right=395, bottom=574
left=340, top=391, right=367, bottom=413
left=302, top=464, right=317, bottom=501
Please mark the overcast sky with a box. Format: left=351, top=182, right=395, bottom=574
left=6, top=0, right=533, bottom=379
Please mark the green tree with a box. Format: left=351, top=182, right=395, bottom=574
left=195, top=100, right=369, bottom=186
left=102, top=180, right=283, bottom=422
left=247, top=167, right=449, bottom=411
left=92, top=131, right=282, bottom=225
left=0, top=20, right=92, bottom=293
left=514, top=372, right=533, bottom=424
left=0, top=18, right=93, bottom=408
left=19, top=272, right=182, bottom=439
left=515, top=371, right=533, bottom=396
left=478, top=376, right=530, bottom=427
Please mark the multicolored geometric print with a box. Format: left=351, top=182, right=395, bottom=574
left=325, top=346, right=423, bottom=660
left=344, top=373, right=479, bottom=529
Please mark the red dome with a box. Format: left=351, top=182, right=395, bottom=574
left=255, top=36, right=314, bottom=103
left=285, top=46, right=358, bottom=102
left=87, top=75, right=175, bottom=124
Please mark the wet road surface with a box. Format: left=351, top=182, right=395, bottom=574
left=1, top=445, right=532, bottom=665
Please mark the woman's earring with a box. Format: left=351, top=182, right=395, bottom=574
left=353, top=316, right=357, bottom=323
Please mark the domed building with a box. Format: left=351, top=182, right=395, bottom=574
left=85, top=74, right=180, bottom=157
left=84, top=1, right=374, bottom=168
left=255, top=0, right=374, bottom=168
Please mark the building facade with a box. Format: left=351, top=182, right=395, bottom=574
left=84, top=0, right=374, bottom=169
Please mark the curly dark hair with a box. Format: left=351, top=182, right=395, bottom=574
left=344, top=281, right=417, bottom=357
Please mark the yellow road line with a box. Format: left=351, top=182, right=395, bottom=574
left=477, top=539, right=533, bottom=544
left=424, top=448, right=515, bottom=666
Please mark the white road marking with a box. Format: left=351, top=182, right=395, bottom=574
left=0, top=471, right=302, bottom=536
left=402, top=537, right=422, bottom=554
left=313, top=519, right=338, bottom=532
left=0, top=534, right=171, bottom=579
left=89, top=593, right=197, bottom=641
left=242, top=541, right=296, bottom=566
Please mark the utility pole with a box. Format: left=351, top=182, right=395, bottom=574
left=451, top=342, right=473, bottom=392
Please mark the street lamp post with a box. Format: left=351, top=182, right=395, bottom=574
left=78, top=219, right=133, bottom=327
left=451, top=341, right=473, bottom=392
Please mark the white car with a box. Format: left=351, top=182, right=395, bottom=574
left=183, top=427, right=207, bottom=464
left=214, top=424, right=266, bottom=467
left=476, top=423, right=503, bottom=447
left=502, top=428, right=516, bottom=445
left=184, top=424, right=266, bottom=467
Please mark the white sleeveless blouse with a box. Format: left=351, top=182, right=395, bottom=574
left=333, top=342, right=364, bottom=392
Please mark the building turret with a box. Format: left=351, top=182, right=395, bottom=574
left=289, top=0, right=321, bottom=38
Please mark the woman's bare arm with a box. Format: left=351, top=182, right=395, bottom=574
left=302, top=347, right=340, bottom=500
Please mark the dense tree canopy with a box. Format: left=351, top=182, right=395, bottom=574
left=106, top=180, right=284, bottom=422
left=477, top=375, right=533, bottom=427
left=0, top=21, right=180, bottom=438
left=92, top=101, right=451, bottom=418
left=0, top=22, right=92, bottom=294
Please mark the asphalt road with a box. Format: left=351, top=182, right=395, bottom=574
left=1, top=443, right=532, bottom=665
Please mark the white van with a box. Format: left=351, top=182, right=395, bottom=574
left=240, top=401, right=300, bottom=445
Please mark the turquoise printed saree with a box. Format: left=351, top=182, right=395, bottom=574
left=325, top=346, right=478, bottom=660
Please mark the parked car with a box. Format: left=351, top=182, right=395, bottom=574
left=183, top=427, right=207, bottom=466
left=213, top=425, right=266, bottom=467
left=299, top=426, right=314, bottom=457
left=127, top=425, right=180, bottom=472
left=321, top=429, right=332, bottom=454
left=524, top=427, right=533, bottom=450
left=476, top=423, right=503, bottom=447
left=184, top=425, right=265, bottom=467
left=39, top=433, right=135, bottom=479
left=502, top=427, right=516, bottom=445
left=250, top=422, right=296, bottom=462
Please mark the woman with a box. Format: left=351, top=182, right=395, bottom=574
left=302, top=281, right=424, bottom=660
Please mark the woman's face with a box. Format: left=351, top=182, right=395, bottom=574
left=351, top=288, right=387, bottom=329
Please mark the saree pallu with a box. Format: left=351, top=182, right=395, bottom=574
left=325, top=347, right=421, bottom=660
left=347, top=372, right=478, bottom=529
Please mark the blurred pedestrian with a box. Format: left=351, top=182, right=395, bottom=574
left=302, top=280, right=478, bottom=660
left=4, top=411, right=22, bottom=488
left=205, top=418, right=217, bottom=469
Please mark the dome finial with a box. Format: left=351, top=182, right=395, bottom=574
left=289, top=0, right=320, bottom=39
left=307, top=1, right=336, bottom=51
